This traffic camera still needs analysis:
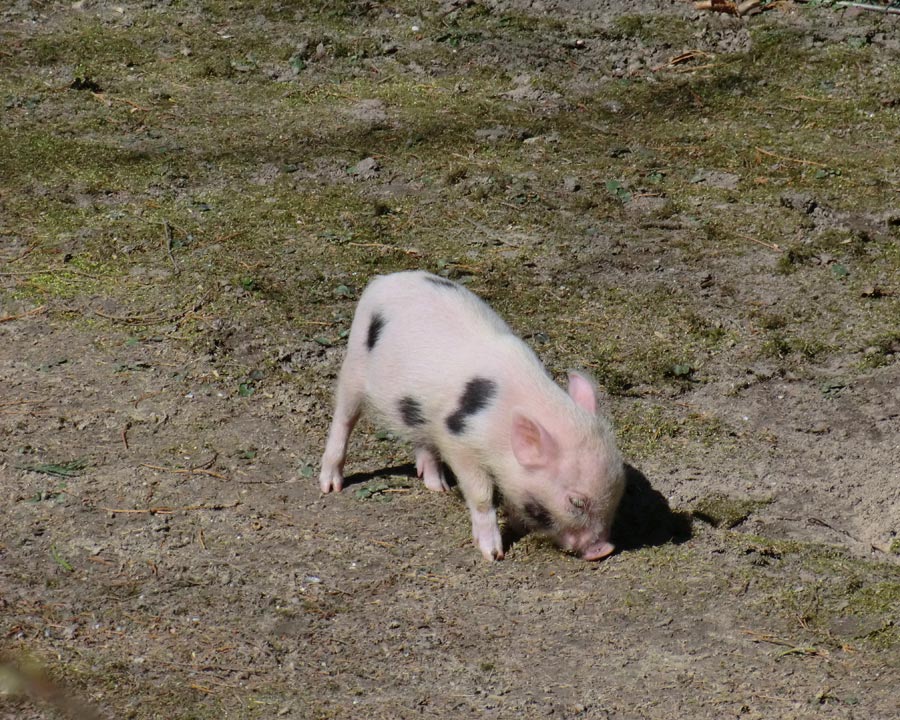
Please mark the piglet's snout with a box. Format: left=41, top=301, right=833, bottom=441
left=580, top=539, right=615, bottom=561
left=559, top=529, right=616, bottom=561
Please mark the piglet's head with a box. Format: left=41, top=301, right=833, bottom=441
left=510, top=371, right=625, bottom=561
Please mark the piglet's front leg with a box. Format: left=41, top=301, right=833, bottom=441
left=470, top=505, right=504, bottom=561
left=451, top=456, right=504, bottom=560
left=319, top=349, right=366, bottom=493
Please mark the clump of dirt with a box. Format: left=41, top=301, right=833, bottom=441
left=2, top=1, right=898, bottom=718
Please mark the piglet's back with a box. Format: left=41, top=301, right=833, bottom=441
left=357, top=271, right=511, bottom=340
left=357, top=272, right=520, bottom=372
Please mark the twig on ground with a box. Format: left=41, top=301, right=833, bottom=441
left=777, top=646, right=824, bottom=658
left=651, top=50, right=712, bottom=72
left=0, top=399, right=34, bottom=408
left=94, top=291, right=210, bottom=326
left=737, top=233, right=783, bottom=252
left=139, top=462, right=228, bottom=480
left=133, top=391, right=164, bottom=407
left=695, top=0, right=736, bottom=14
left=674, top=62, right=721, bottom=74
left=5, top=245, right=36, bottom=264
left=347, top=242, right=421, bottom=256
left=101, top=501, right=240, bottom=515
left=213, top=231, right=243, bottom=243
left=794, top=94, right=843, bottom=104
left=0, top=267, right=100, bottom=279
left=0, top=305, right=46, bottom=323
left=93, top=308, right=169, bottom=324
left=163, top=220, right=181, bottom=275
left=754, top=146, right=829, bottom=168
left=90, top=91, right=150, bottom=112
left=17, top=458, right=88, bottom=477
left=694, top=0, right=764, bottom=15
left=835, top=2, right=900, bottom=15
left=806, top=516, right=868, bottom=546
left=743, top=630, right=829, bottom=658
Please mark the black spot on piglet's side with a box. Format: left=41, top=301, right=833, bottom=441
left=523, top=496, right=554, bottom=530
left=424, top=275, right=458, bottom=289
left=399, top=397, right=426, bottom=427
left=366, top=312, right=385, bottom=351
left=446, top=377, right=497, bottom=434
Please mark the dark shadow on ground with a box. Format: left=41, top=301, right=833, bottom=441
left=612, top=464, right=693, bottom=551
left=500, top=464, right=691, bottom=556
left=342, top=463, right=419, bottom=489
left=343, top=462, right=691, bottom=557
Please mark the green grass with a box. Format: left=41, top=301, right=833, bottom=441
left=2, top=1, right=897, bottom=423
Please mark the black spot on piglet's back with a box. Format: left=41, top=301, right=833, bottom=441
left=366, top=312, right=385, bottom=351
left=446, top=377, right=497, bottom=434
left=424, top=275, right=458, bottom=289
left=399, top=397, right=426, bottom=427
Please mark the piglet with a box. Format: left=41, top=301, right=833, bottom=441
left=319, top=271, right=625, bottom=561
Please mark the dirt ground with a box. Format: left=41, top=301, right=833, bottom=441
left=1, top=1, right=899, bottom=718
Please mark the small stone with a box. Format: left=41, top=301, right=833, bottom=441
left=780, top=192, right=818, bottom=214
left=562, top=176, right=581, bottom=193
left=348, top=156, right=379, bottom=178
left=600, top=100, right=623, bottom=114
left=690, top=169, right=741, bottom=190
left=475, top=126, right=521, bottom=143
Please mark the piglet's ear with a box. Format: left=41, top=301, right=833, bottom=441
left=567, top=370, right=598, bottom=415
left=511, top=414, right=559, bottom=470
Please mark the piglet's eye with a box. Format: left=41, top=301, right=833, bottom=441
left=568, top=496, right=585, bottom=511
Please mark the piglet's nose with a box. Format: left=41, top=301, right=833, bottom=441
left=581, top=540, right=615, bottom=561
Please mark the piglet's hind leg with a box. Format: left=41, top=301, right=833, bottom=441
left=415, top=446, right=449, bottom=492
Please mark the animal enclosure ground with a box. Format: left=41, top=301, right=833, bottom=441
left=1, top=1, right=899, bottom=718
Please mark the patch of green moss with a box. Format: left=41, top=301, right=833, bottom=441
left=0, top=126, right=185, bottom=197
left=618, top=403, right=728, bottom=459
left=761, top=331, right=829, bottom=361
left=727, top=534, right=807, bottom=558
left=846, top=580, right=900, bottom=618
left=497, top=11, right=564, bottom=33
left=750, top=543, right=900, bottom=651
left=859, top=330, right=900, bottom=370
left=753, top=311, right=788, bottom=331
left=23, top=262, right=113, bottom=300
left=776, top=245, right=818, bottom=274
left=778, top=228, right=878, bottom=275
left=543, top=284, right=736, bottom=395
left=22, top=24, right=156, bottom=68
left=693, top=494, right=772, bottom=529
